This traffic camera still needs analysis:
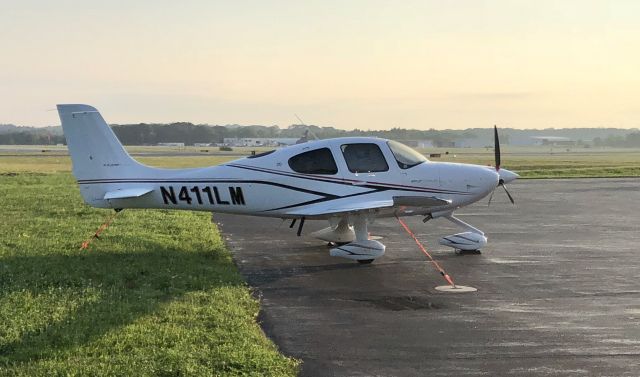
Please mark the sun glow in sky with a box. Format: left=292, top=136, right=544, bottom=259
left=1, top=0, right=639, bottom=129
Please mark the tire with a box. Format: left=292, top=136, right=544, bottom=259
left=457, top=249, right=482, bottom=255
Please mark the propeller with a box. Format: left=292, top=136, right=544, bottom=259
left=489, top=125, right=516, bottom=205
left=487, top=184, right=514, bottom=205
left=494, top=125, right=501, bottom=171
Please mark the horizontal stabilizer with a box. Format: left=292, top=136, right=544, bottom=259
left=103, top=188, right=153, bottom=200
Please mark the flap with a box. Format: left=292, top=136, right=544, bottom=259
left=286, top=199, right=395, bottom=217
left=392, top=196, right=451, bottom=207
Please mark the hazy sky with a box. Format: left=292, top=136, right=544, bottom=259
left=1, top=0, right=639, bottom=129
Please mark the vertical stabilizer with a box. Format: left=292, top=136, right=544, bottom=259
left=57, top=104, right=147, bottom=180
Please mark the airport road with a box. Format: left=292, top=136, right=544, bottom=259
left=215, top=178, right=640, bottom=376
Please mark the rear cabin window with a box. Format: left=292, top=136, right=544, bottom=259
left=288, top=148, right=338, bottom=175
left=340, top=143, right=389, bottom=173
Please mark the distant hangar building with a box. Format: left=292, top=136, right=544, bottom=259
left=531, top=136, right=577, bottom=146
left=157, top=142, right=185, bottom=147
left=223, top=138, right=299, bottom=147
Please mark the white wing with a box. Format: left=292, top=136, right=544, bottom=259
left=284, top=196, right=450, bottom=217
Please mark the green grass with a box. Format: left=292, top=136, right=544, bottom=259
left=0, top=173, right=298, bottom=376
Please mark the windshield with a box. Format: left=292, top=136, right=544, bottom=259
left=387, top=140, right=428, bottom=169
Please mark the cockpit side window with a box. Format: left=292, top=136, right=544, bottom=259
left=387, top=140, right=428, bottom=169
left=340, top=143, right=389, bottom=173
left=288, top=148, right=338, bottom=175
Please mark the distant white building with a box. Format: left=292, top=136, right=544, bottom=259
left=416, top=140, right=434, bottom=148
left=401, top=140, right=434, bottom=149
left=531, top=136, right=576, bottom=146
left=223, top=138, right=299, bottom=147
left=455, top=138, right=479, bottom=148
left=157, top=142, right=185, bottom=147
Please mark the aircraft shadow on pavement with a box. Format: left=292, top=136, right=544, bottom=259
left=239, top=262, right=362, bottom=286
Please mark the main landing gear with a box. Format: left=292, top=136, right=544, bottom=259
left=311, top=215, right=385, bottom=264
left=308, top=212, right=487, bottom=263
left=325, top=240, right=375, bottom=263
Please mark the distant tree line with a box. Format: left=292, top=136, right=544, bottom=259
left=4, top=122, right=465, bottom=145
left=0, top=131, right=66, bottom=145
left=108, top=123, right=477, bottom=146
left=592, top=132, right=640, bottom=148
left=111, top=123, right=227, bottom=145
left=2, top=122, right=640, bottom=147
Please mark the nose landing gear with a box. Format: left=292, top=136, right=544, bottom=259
left=437, top=213, right=487, bottom=254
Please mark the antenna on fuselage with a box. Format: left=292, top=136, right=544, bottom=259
left=294, top=114, right=319, bottom=141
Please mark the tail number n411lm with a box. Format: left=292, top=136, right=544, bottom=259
left=160, top=186, right=245, bottom=206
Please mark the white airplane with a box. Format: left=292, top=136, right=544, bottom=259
left=58, top=104, right=518, bottom=264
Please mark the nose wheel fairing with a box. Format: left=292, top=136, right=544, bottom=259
left=439, top=232, right=487, bottom=251
left=437, top=213, right=487, bottom=253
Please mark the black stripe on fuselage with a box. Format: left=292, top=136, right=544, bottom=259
left=76, top=167, right=466, bottom=212
left=78, top=179, right=338, bottom=199
left=226, top=163, right=470, bottom=195
left=263, top=188, right=387, bottom=212
left=76, top=172, right=467, bottom=197
left=77, top=178, right=381, bottom=212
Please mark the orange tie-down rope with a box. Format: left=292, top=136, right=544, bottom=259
left=80, top=209, right=123, bottom=250
left=395, top=215, right=456, bottom=288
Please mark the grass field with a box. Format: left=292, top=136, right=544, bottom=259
left=0, top=172, right=298, bottom=375
left=1, top=145, right=640, bottom=178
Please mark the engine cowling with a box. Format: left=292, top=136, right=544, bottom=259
left=439, top=232, right=487, bottom=251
